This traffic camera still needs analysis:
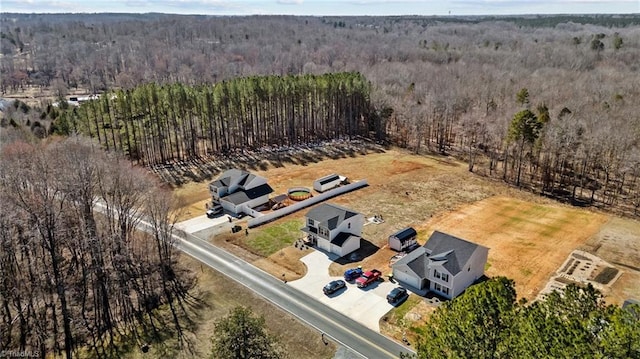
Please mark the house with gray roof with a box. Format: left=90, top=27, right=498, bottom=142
left=209, top=169, right=273, bottom=215
left=301, top=203, right=364, bottom=257
left=391, top=231, right=489, bottom=299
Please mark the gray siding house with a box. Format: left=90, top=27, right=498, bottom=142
left=392, top=231, right=488, bottom=299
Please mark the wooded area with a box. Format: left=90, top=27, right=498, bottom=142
left=0, top=134, right=194, bottom=357
left=1, top=14, right=638, bottom=216
left=1, top=13, right=639, bottom=358
left=51, top=73, right=374, bottom=165
left=408, top=277, right=640, bottom=359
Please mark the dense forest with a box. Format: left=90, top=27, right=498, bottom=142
left=1, top=12, right=640, bottom=358
left=408, top=277, right=640, bottom=359
left=51, top=73, right=375, bottom=165
left=0, top=134, right=194, bottom=357
left=1, top=14, right=639, bottom=217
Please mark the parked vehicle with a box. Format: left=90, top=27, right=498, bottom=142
left=386, top=287, right=409, bottom=304
left=343, top=267, right=363, bottom=281
left=206, top=203, right=223, bottom=218
left=323, top=280, right=346, bottom=295
left=356, top=269, right=382, bottom=288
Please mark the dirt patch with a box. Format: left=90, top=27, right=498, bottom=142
left=417, top=197, right=609, bottom=300
left=254, top=246, right=311, bottom=282
left=379, top=295, right=438, bottom=345
left=538, top=250, right=623, bottom=302
left=579, top=217, right=640, bottom=305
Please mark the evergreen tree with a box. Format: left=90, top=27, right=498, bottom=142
left=210, top=306, right=287, bottom=359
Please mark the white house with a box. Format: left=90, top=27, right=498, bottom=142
left=209, top=169, right=273, bottom=215
left=388, top=227, right=418, bottom=252
left=313, top=174, right=343, bottom=192
left=391, top=231, right=488, bottom=299
left=301, top=203, right=364, bottom=257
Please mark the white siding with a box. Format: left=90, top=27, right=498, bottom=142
left=393, top=269, right=422, bottom=289
left=317, top=237, right=331, bottom=252
left=389, top=237, right=402, bottom=251
left=336, top=236, right=360, bottom=257
left=450, top=247, right=488, bottom=298
left=313, top=178, right=342, bottom=192
left=332, top=214, right=364, bottom=236
left=220, top=200, right=237, bottom=214
left=428, top=265, right=454, bottom=299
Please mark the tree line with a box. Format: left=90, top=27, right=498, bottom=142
left=0, top=133, right=194, bottom=358
left=406, top=277, right=640, bottom=359
left=50, top=72, right=375, bottom=166
left=1, top=14, right=638, bottom=217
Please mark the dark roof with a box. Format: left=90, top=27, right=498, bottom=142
left=239, top=173, right=259, bottom=188
left=317, top=174, right=340, bottom=185
left=305, top=203, right=360, bottom=230
left=391, top=227, right=417, bottom=242
left=332, top=232, right=360, bottom=247
left=424, top=231, right=487, bottom=275
left=222, top=183, right=274, bottom=205
left=210, top=169, right=245, bottom=189
left=393, top=247, right=429, bottom=278
left=392, top=231, right=487, bottom=278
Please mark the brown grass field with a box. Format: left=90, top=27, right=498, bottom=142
left=172, top=146, right=640, bottom=354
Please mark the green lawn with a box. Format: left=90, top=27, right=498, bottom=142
left=246, top=219, right=304, bottom=256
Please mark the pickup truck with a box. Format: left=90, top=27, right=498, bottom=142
left=343, top=267, right=363, bottom=281
left=356, top=269, right=382, bottom=288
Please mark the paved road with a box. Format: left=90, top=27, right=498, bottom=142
left=173, top=230, right=414, bottom=358
left=96, top=202, right=415, bottom=358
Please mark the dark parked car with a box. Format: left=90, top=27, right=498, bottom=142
left=323, top=280, right=346, bottom=295
left=206, top=204, right=223, bottom=218
left=343, top=267, right=363, bottom=281
left=387, top=287, right=409, bottom=304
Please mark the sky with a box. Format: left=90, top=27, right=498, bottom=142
left=0, top=0, right=638, bottom=16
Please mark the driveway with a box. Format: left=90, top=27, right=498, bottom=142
left=175, top=214, right=234, bottom=238
left=289, top=251, right=399, bottom=332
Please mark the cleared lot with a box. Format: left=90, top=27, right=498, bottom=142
left=289, top=251, right=401, bottom=332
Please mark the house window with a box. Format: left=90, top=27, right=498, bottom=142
left=319, top=227, right=329, bottom=237
left=308, top=218, right=314, bottom=227
left=443, top=287, right=449, bottom=295
left=434, top=269, right=441, bottom=279
left=348, top=222, right=351, bottom=229
left=441, top=273, right=449, bottom=282
left=434, top=283, right=441, bottom=292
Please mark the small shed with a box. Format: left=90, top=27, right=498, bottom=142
left=388, top=227, right=418, bottom=252
left=313, top=174, right=342, bottom=192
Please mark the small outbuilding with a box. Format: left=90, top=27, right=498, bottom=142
left=389, top=227, right=418, bottom=252
left=313, top=174, right=343, bottom=193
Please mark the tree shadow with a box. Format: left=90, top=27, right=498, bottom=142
left=149, top=140, right=387, bottom=187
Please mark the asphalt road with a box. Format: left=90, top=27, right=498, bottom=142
left=173, top=230, right=415, bottom=358
left=96, top=201, right=415, bottom=358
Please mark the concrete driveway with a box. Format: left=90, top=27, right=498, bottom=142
left=175, top=213, right=235, bottom=239
left=288, top=251, right=399, bottom=332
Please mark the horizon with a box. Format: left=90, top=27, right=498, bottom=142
left=1, top=0, right=638, bottom=17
